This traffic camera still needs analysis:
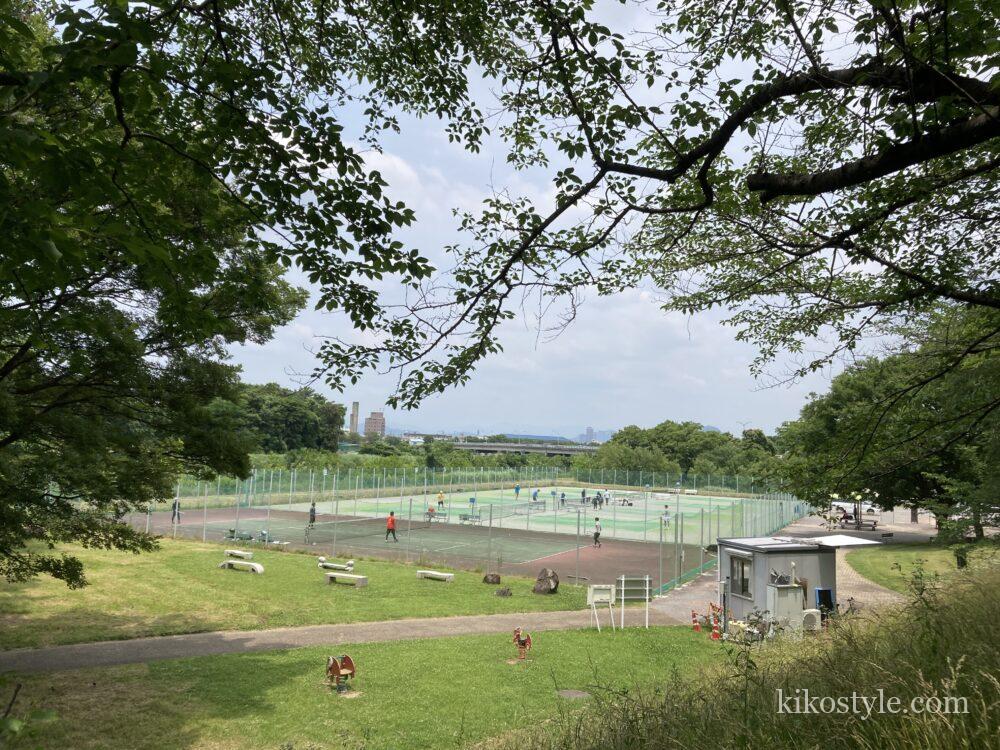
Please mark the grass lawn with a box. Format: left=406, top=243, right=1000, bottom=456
left=7, top=627, right=720, bottom=750
left=0, top=540, right=587, bottom=650
left=846, top=542, right=999, bottom=593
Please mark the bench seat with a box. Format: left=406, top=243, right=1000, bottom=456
left=416, top=569, right=454, bottom=582
left=225, top=549, right=253, bottom=560
left=318, top=560, right=354, bottom=571
left=218, top=559, right=264, bottom=574
left=325, top=572, right=368, bottom=587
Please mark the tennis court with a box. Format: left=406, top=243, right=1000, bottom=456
left=136, top=470, right=804, bottom=592
left=246, top=485, right=805, bottom=547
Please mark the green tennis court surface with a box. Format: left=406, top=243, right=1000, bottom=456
left=238, top=485, right=805, bottom=546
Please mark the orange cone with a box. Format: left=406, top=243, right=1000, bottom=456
left=710, top=605, right=721, bottom=640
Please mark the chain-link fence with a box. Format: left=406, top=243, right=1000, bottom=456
left=131, top=466, right=806, bottom=591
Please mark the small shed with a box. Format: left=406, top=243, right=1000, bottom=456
left=717, top=535, right=878, bottom=625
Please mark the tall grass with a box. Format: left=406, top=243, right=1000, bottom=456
left=486, top=565, right=1000, bottom=749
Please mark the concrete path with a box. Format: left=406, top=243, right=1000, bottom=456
left=0, top=606, right=682, bottom=675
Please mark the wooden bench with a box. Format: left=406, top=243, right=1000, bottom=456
left=218, top=559, right=264, bottom=574
left=459, top=513, right=482, bottom=525
left=424, top=511, right=449, bottom=522
left=683, top=489, right=698, bottom=495
left=325, top=572, right=368, bottom=587
left=416, top=569, right=454, bottom=582
left=225, top=549, right=253, bottom=560
left=317, top=557, right=354, bottom=572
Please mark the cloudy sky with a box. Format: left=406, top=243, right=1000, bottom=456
left=229, top=108, right=839, bottom=440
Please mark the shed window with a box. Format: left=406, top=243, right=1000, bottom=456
left=730, top=556, right=752, bottom=598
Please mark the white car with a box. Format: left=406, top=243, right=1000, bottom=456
left=832, top=500, right=879, bottom=515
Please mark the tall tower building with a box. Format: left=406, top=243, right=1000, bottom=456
left=364, top=411, right=386, bottom=437
left=349, top=401, right=359, bottom=435
left=585, top=426, right=595, bottom=443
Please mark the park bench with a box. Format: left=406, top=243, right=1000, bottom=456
left=459, top=513, right=482, bottom=525
left=317, top=557, right=354, bottom=572
left=880, top=532, right=894, bottom=541
left=839, top=516, right=878, bottom=530
left=225, top=549, right=253, bottom=560
left=416, top=569, right=454, bottom=582
left=224, top=529, right=254, bottom=541
left=424, top=511, right=449, bottom=522
left=218, top=559, right=264, bottom=574
left=684, top=489, right=698, bottom=495
left=325, top=572, right=368, bottom=587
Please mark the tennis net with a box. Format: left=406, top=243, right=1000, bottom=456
left=304, top=515, right=431, bottom=544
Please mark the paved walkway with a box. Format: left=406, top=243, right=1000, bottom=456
left=0, top=606, right=683, bottom=675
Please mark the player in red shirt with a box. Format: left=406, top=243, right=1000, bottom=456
left=385, top=511, right=398, bottom=542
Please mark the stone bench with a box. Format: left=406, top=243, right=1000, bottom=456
left=317, top=557, right=354, bottom=572
left=218, top=559, right=264, bottom=574
left=416, top=569, right=454, bottom=583
left=325, top=572, right=368, bottom=587
left=225, top=549, right=253, bottom=560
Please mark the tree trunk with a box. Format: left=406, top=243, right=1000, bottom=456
left=910, top=506, right=918, bottom=523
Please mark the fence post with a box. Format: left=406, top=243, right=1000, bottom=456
left=658, top=515, right=663, bottom=594
left=673, top=512, right=680, bottom=589
left=575, top=509, right=581, bottom=586
left=487, top=505, right=494, bottom=574
left=700, top=508, right=704, bottom=571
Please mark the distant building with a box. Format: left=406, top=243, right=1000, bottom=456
left=585, top=426, right=595, bottom=443
left=349, top=401, right=359, bottom=434
left=364, top=411, right=386, bottom=437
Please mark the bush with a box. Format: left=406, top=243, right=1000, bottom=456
left=487, top=565, right=1000, bottom=749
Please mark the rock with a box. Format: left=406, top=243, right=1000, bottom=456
left=483, top=573, right=501, bottom=585
left=532, top=568, right=559, bottom=594
left=495, top=586, right=512, bottom=597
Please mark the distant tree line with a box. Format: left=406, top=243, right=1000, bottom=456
left=575, top=421, right=778, bottom=480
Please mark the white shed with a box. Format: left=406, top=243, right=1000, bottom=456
left=717, top=535, right=879, bottom=626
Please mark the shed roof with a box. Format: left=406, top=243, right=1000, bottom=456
left=718, top=535, right=879, bottom=553
left=719, top=537, right=828, bottom=553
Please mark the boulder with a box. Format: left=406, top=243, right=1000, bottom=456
left=495, top=586, right=512, bottom=597
left=483, top=573, right=501, bottom=585
left=532, top=568, right=559, bottom=594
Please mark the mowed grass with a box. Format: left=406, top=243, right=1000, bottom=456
left=0, top=540, right=586, bottom=650
left=846, top=542, right=999, bottom=593
left=8, top=628, right=720, bottom=750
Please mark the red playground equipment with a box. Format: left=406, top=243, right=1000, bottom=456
left=512, top=627, right=533, bottom=660
left=326, top=654, right=357, bottom=693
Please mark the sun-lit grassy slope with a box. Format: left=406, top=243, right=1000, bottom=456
left=0, top=539, right=586, bottom=650
left=846, top=542, right=998, bottom=593
left=8, top=628, right=719, bottom=750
